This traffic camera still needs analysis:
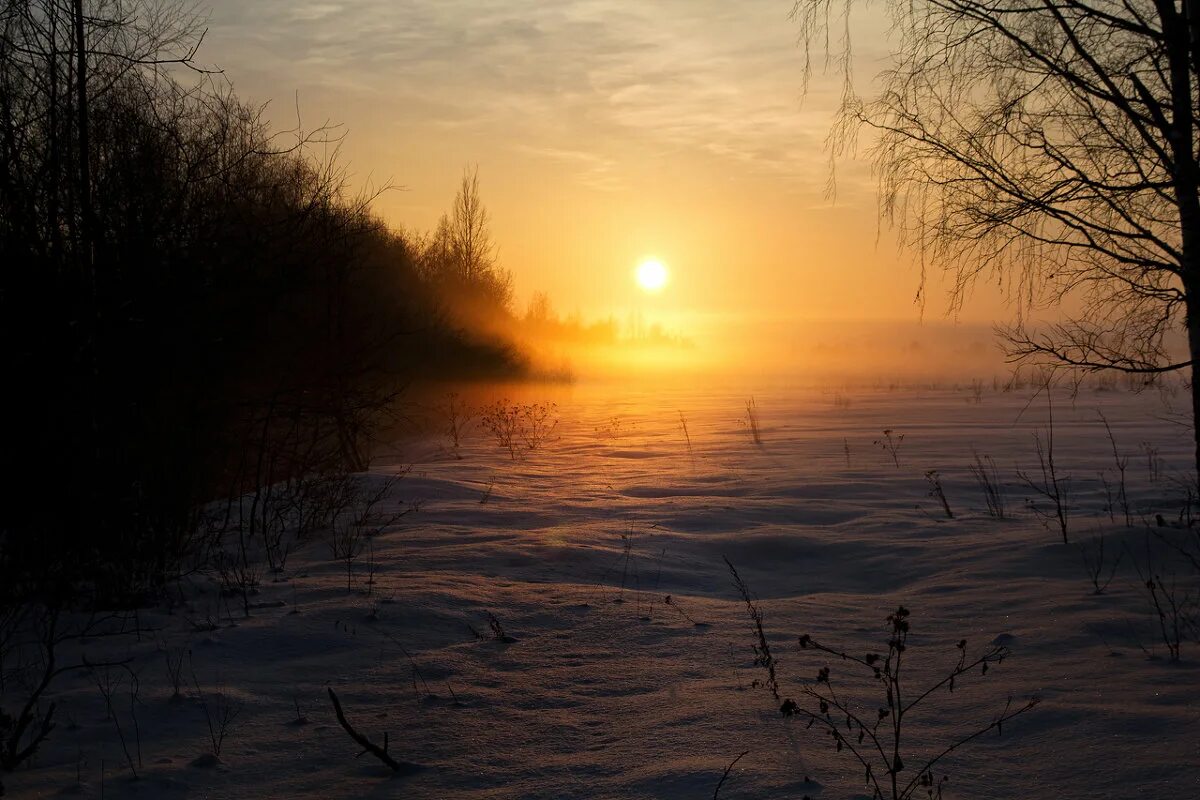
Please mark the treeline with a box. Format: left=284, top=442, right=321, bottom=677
left=0, top=1, right=523, bottom=602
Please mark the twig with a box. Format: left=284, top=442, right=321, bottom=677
left=327, top=688, right=417, bottom=774
left=713, top=750, right=750, bottom=799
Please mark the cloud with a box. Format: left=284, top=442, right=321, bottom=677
left=514, top=145, right=624, bottom=191
left=202, top=0, right=870, bottom=195
left=287, top=4, right=344, bottom=22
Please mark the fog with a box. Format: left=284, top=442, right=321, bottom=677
left=504, top=313, right=1012, bottom=387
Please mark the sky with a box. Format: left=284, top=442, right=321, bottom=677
left=195, top=0, right=1012, bottom=357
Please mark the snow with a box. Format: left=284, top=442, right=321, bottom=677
left=9, top=380, right=1200, bottom=798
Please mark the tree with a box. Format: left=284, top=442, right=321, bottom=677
left=525, top=290, right=553, bottom=324
left=1, top=0, right=506, bottom=601
left=451, top=165, right=495, bottom=285
left=418, top=166, right=513, bottom=311
left=791, top=0, right=1200, bottom=476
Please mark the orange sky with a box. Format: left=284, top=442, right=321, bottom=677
left=196, top=1, right=1013, bottom=347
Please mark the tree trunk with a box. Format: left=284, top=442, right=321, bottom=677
left=1187, top=290, right=1200, bottom=484
left=73, top=0, right=90, bottom=272
left=1163, top=1, right=1200, bottom=482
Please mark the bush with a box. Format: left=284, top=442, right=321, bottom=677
left=726, top=560, right=1039, bottom=800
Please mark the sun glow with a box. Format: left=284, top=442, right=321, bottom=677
left=635, top=258, right=669, bottom=293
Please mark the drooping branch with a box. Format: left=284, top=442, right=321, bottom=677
left=786, top=0, right=1200, bottom=407
left=1002, top=319, right=1192, bottom=374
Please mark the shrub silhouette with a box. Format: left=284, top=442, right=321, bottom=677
left=727, top=560, right=1039, bottom=800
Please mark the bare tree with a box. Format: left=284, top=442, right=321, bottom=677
left=525, top=290, right=553, bottom=324
left=418, top=167, right=513, bottom=310
left=451, top=166, right=494, bottom=284
left=0, top=0, right=414, bottom=601
left=791, top=0, right=1200, bottom=476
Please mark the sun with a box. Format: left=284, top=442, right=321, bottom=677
left=635, top=258, right=669, bottom=293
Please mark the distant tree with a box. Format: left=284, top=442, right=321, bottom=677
left=451, top=166, right=494, bottom=284
left=426, top=213, right=456, bottom=276
left=791, top=0, right=1200, bottom=475
left=419, top=167, right=513, bottom=311
left=525, top=290, right=554, bottom=324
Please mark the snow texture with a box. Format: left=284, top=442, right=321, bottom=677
left=8, top=381, right=1200, bottom=798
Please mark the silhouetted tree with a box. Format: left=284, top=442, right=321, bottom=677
left=451, top=166, right=494, bottom=285
left=0, top=1, right=523, bottom=601
left=792, top=0, right=1200, bottom=475
left=525, top=291, right=553, bottom=324
left=419, top=166, right=513, bottom=311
